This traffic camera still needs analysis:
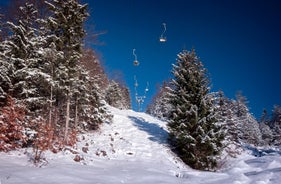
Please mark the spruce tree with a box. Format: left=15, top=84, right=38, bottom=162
left=5, top=2, right=38, bottom=99
left=167, top=49, right=224, bottom=170
left=146, top=81, right=171, bottom=120
left=259, top=120, right=273, bottom=146
left=45, top=0, right=88, bottom=141
left=119, top=84, right=131, bottom=109
left=78, top=48, right=111, bottom=130
left=270, top=105, right=281, bottom=146
left=0, top=58, right=12, bottom=106
left=105, top=80, right=123, bottom=108
left=3, top=2, right=52, bottom=115
left=105, top=80, right=131, bottom=110
left=215, top=91, right=242, bottom=156
left=234, top=92, right=262, bottom=146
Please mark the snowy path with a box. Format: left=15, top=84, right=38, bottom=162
left=79, top=108, right=179, bottom=164
left=1, top=106, right=281, bottom=183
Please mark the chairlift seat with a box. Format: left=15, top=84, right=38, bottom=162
left=134, top=60, right=139, bottom=66
left=159, top=37, right=167, bottom=42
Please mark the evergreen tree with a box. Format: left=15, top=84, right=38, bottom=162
left=78, top=48, right=111, bottom=130
left=215, top=91, right=245, bottom=157
left=3, top=2, right=52, bottom=115
left=105, top=80, right=123, bottom=108
left=4, top=2, right=38, bottom=98
left=258, top=109, right=272, bottom=146
left=119, top=84, right=131, bottom=109
left=0, top=57, right=12, bottom=106
left=0, top=11, right=11, bottom=106
left=167, top=49, right=224, bottom=170
left=73, top=67, right=108, bottom=131
left=259, top=123, right=273, bottom=146
left=44, top=0, right=88, bottom=141
left=0, top=12, right=5, bottom=41
left=146, top=81, right=171, bottom=120
left=105, top=80, right=131, bottom=110
left=79, top=48, right=109, bottom=95
left=270, top=105, right=281, bottom=146
left=234, top=92, right=262, bottom=146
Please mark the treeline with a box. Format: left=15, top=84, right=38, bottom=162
left=0, top=0, right=130, bottom=160
left=146, top=49, right=281, bottom=171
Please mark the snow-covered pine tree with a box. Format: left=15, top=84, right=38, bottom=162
left=0, top=57, right=12, bottom=106
left=75, top=73, right=108, bottom=131
left=146, top=81, right=172, bottom=120
left=3, top=2, right=53, bottom=116
left=44, top=0, right=88, bottom=141
left=119, top=83, right=131, bottom=109
left=4, top=2, right=38, bottom=99
left=105, top=80, right=131, bottom=109
left=234, top=92, right=262, bottom=146
left=167, top=49, right=224, bottom=170
left=105, top=80, right=122, bottom=108
left=78, top=48, right=111, bottom=130
left=258, top=109, right=273, bottom=146
left=0, top=12, right=4, bottom=41
left=0, top=14, right=12, bottom=106
left=270, top=105, right=281, bottom=146
left=80, top=48, right=109, bottom=95
left=259, top=123, right=273, bottom=146
left=214, top=91, right=243, bottom=157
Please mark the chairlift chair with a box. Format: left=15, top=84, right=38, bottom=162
left=133, top=49, right=139, bottom=66
left=159, top=37, right=167, bottom=42
left=159, top=23, right=167, bottom=42
left=134, top=60, right=139, bottom=66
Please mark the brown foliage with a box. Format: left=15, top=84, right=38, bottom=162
left=33, top=121, right=54, bottom=163
left=0, top=96, right=26, bottom=152
left=32, top=119, right=78, bottom=164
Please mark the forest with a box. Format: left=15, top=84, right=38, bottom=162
left=0, top=0, right=131, bottom=162
left=0, top=0, right=280, bottom=171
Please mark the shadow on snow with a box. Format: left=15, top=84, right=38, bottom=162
left=128, top=116, right=169, bottom=145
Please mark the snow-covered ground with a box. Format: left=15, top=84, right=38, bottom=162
left=1, top=106, right=281, bottom=184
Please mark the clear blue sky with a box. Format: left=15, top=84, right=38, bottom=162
left=1, top=0, right=281, bottom=118
left=84, top=0, right=281, bottom=118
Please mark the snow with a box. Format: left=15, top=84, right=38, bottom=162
left=1, top=106, right=281, bottom=184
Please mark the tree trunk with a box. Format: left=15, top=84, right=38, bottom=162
left=64, top=94, right=70, bottom=143
left=74, top=99, right=78, bottom=130
left=48, top=85, right=53, bottom=126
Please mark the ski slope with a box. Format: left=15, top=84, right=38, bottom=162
left=1, top=106, right=281, bottom=184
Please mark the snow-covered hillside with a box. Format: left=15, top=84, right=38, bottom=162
left=1, top=106, right=281, bottom=184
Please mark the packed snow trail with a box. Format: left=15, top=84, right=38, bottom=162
left=76, top=107, right=182, bottom=165
left=1, top=106, right=281, bottom=183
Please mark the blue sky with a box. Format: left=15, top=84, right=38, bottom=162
left=1, top=0, right=280, bottom=118
left=86, top=0, right=281, bottom=118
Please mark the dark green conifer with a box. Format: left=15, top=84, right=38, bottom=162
left=168, top=49, right=224, bottom=170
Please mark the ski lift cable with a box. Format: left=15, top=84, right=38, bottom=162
left=134, top=75, right=138, bottom=96
left=134, top=75, right=138, bottom=87
left=144, top=82, right=149, bottom=95
left=162, top=23, right=166, bottom=35
left=133, top=48, right=137, bottom=61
